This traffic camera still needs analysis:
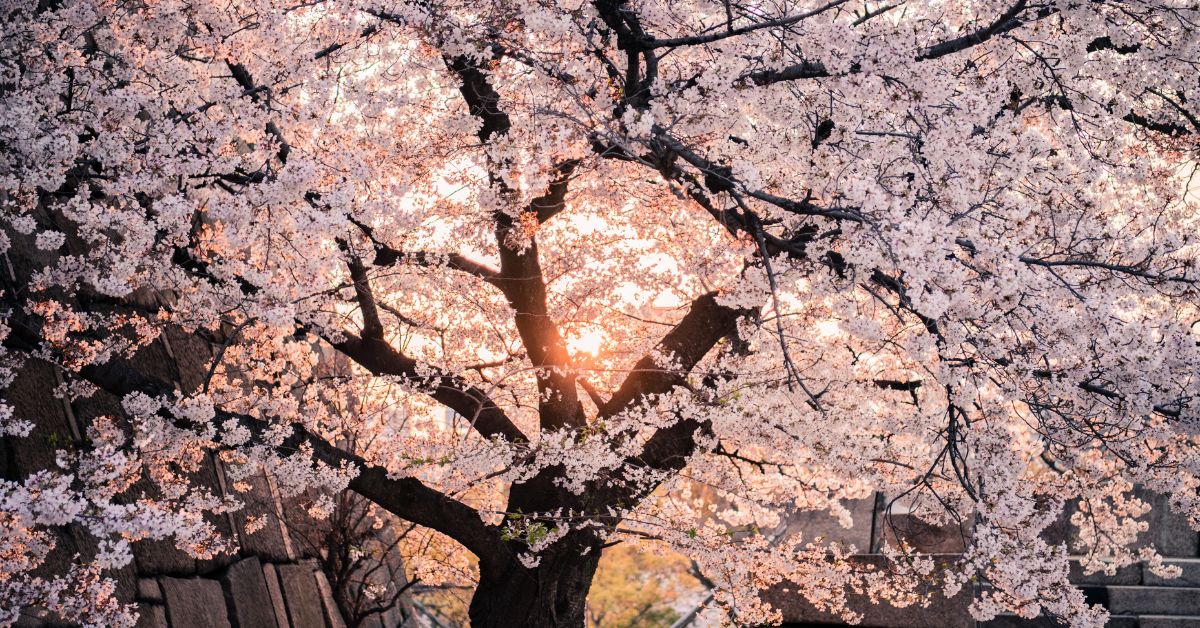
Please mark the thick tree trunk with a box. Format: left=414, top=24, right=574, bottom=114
left=468, top=549, right=601, bottom=628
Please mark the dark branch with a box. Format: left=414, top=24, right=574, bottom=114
left=603, top=291, right=752, bottom=418
left=446, top=55, right=587, bottom=430
left=328, top=331, right=528, bottom=443
left=916, top=0, right=1032, bottom=61
left=642, top=0, right=848, bottom=49
left=3, top=327, right=509, bottom=571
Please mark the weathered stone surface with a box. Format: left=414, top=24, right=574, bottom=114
left=137, top=578, right=163, bottom=603
left=219, top=557, right=281, bottom=628
left=4, top=360, right=76, bottom=477
left=1140, top=617, right=1200, bottom=628
left=27, top=517, right=110, bottom=608
left=261, top=563, right=291, bottom=628
left=195, top=457, right=238, bottom=574
left=768, top=554, right=972, bottom=628
left=1140, top=490, right=1200, bottom=558
left=69, top=380, right=125, bottom=427
left=873, top=513, right=969, bottom=554
left=127, top=337, right=184, bottom=394
left=1045, top=489, right=1197, bottom=557
left=277, top=562, right=327, bottom=628
left=313, top=569, right=347, bottom=628
left=1106, top=586, right=1200, bottom=615
left=13, top=608, right=54, bottom=627
left=103, top=392, right=201, bottom=575
left=980, top=615, right=1137, bottom=628
left=66, top=386, right=160, bottom=592
left=1068, top=558, right=1142, bottom=585
left=1078, top=584, right=1109, bottom=608
left=359, top=608, right=407, bottom=628
left=1145, top=559, right=1200, bottom=587
left=231, top=472, right=294, bottom=562
left=160, top=577, right=232, bottom=628
left=1040, top=499, right=1079, bottom=550
left=133, top=537, right=199, bottom=575
left=134, top=604, right=169, bottom=628
left=163, top=327, right=214, bottom=393
left=113, top=564, right=140, bottom=607
left=1043, top=489, right=1199, bottom=558
left=779, top=497, right=876, bottom=550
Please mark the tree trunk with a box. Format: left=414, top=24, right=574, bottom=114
left=468, top=549, right=601, bottom=628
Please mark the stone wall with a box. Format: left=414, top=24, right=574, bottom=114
left=766, top=491, right=1200, bottom=628
left=2, top=332, right=414, bottom=628
left=4, top=342, right=415, bottom=628
left=2, top=222, right=417, bottom=628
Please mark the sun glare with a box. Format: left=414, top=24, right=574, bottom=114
left=567, top=329, right=605, bottom=356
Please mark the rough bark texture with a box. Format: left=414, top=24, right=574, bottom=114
left=469, top=548, right=602, bottom=628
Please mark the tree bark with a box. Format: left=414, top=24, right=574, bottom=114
left=468, top=547, right=601, bottom=628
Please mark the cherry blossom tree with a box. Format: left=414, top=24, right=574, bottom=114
left=1, top=0, right=1199, bottom=625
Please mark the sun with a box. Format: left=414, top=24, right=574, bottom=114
left=566, top=328, right=605, bottom=357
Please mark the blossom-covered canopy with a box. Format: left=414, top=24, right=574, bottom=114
left=1, top=0, right=1198, bottom=625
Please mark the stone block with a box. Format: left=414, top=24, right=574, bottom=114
left=160, top=577, right=232, bottom=628
left=195, top=456, right=239, bottom=574
left=766, top=554, right=972, bottom=628
left=1068, top=558, right=1141, bottom=585
left=1140, top=617, right=1200, bottom=628
left=781, top=497, right=875, bottom=551
left=261, top=563, right=290, bottom=628
left=133, top=537, right=198, bottom=575
left=1043, top=489, right=1199, bottom=558
left=1106, top=585, right=1200, bottom=615
left=127, top=338, right=183, bottom=393
left=4, top=227, right=60, bottom=282
left=873, top=513, right=969, bottom=554
left=231, top=472, right=294, bottom=562
left=978, top=617, right=1059, bottom=628
left=219, top=557, right=281, bottom=628
left=112, top=563, right=139, bottom=606
left=125, top=420, right=236, bottom=577
left=163, top=327, right=214, bottom=393
left=137, top=578, right=163, bottom=603
left=1040, top=499, right=1079, bottom=549
left=13, top=608, right=53, bottom=627
left=68, top=385, right=124, bottom=428
left=1145, top=558, right=1200, bottom=587
left=1139, top=489, right=1200, bottom=557
left=35, top=524, right=101, bottom=603
left=4, top=360, right=77, bottom=476
left=313, top=569, right=347, bottom=628
left=981, top=616, right=1137, bottom=628
left=1077, top=584, right=1108, bottom=608
left=134, top=604, right=168, bottom=628
left=277, top=562, right=327, bottom=628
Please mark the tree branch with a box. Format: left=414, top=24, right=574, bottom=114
left=328, top=331, right=528, bottom=443
left=642, top=0, right=848, bottom=49
left=349, top=216, right=503, bottom=285
left=744, top=0, right=1046, bottom=86
left=225, top=61, right=291, bottom=164
left=446, top=55, right=587, bottom=430
left=916, top=0, right=1032, bottom=60
left=602, top=291, right=752, bottom=418
left=3, top=328, right=510, bottom=572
